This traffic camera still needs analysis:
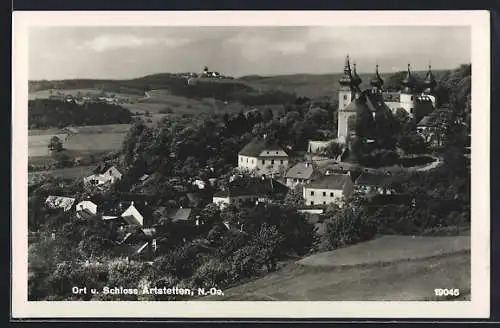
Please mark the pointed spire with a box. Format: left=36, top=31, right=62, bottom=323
left=351, top=61, right=362, bottom=88
left=401, top=62, right=415, bottom=93
left=339, top=54, right=355, bottom=88
left=423, top=62, right=437, bottom=93
left=370, top=63, right=384, bottom=89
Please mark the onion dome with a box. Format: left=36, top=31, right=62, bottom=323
left=423, top=64, right=437, bottom=93
left=370, top=64, right=384, bottom=89
left=351, top=62, right=362, bottom=88
left=339, top=55, right=354, bottom=88
left=401, top=63, right=416, bottom=93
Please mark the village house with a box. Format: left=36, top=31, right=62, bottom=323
left=212, top=176, right=288, bottom=209
left=238, top=136, right=289, bottom=177
left=416, top=107, right=454, bottom=148
left=302, top=172, right=354, bottom=207
left=75, top=200, right=98, bottom=219
left=101, top=200, right=154, bottom=229
left=83, top=164, right=123, bottom=188
left=285, top=162, right=316, bottom=189
left=44, top=196, right=76, bottom=212
left=354, top=172, right=400, bottom=197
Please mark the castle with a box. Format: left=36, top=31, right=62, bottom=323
left=336, top=55, right=437, bottom=142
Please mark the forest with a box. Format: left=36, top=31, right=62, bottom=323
left=28, top=99, right=133, bottom=129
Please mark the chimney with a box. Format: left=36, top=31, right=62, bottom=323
left=325, top=170, right=331, bottom=176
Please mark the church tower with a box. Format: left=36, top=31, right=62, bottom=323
left=423, top=64, right=437, bottom=94
left=370, top=64, right=384, bottom=94
left=420, top=63, right=438, bottom=108
left=400, top=63, right=417, bottom=117
left=337, top=55, right=361, bottom=141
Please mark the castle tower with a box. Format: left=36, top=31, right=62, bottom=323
left=400, top=63, right=417, bottom=117
left=370, top=64, right=384, bottom=94
left=423, top=64, right=437, bottom=94
left=337, top=55, right=360, bottom=141
left=338, top=55, right=356, bottom=110
left=420, top=63, right=438, bottom=108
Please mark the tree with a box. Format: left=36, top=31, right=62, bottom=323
left=48, top=136, right=63, bottom=152
left=283, top=186, right=305, bottom=208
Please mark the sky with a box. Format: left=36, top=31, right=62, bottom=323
left=29, top=26, right=471, bottom=80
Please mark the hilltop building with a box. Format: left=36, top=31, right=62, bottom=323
left=335, top=55, right=437, bottom=142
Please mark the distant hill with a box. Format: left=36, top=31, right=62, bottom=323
left=29, top=68, right=454, bottom=105
left=238, top=70, right=451, bottom=99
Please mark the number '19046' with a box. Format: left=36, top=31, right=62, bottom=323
left=434, top=288, right=460, bottom=297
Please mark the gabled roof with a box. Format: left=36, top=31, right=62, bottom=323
left=45, top=196, right=76, bottom=212
left=167, top=208, right=193, bottom=222
left=214, top=177, right=288, bottom=198
left=305, top=173, right=351, bottom=190
left=285, top=162, right=315, bottom=180
left=239, top=137, right=287, bottom=157
left=355, top=172, right=403, bottom=187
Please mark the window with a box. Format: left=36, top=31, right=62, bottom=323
left=323, top=201, right=326, bottom=205
left=294, top=178, right=298, bottom=182
left=267, top=151, right=270, bottom=154
left=271, top=160, right=275, bottom=165
left=343, top=95, right=347, bottom=100
left=310, top=201, right=314, bottom=205
left=330, top=192, right=334, bottom=197
left=410, top=96, right=414, bottom=101
left=310, top=191, right=314, bottom=196
left=323, top=192, right=326, bottom=197
left=280, top=160, right=284, bottom=164
left=246, top=158, right=248, bottom=163
left=261, top=160, right=265, bottom=165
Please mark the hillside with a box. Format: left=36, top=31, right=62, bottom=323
left=200, top=235, right=471, bottom=301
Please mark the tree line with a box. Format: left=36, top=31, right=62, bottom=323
left=29, top=99, right=133, bottom=129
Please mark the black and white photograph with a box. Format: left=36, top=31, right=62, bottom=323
left=12, top=11, right=490, bottom=318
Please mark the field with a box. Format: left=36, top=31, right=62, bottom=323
left=28, top=165, right=97, bottom=183
left=29, top=131, right=127, bottom=158
left=200, top=235, right=470, bottom=301
left=28, top=124, right=130, bottom=171
left=28, top=88, right=144, bottom=101
left=124, top=90, right=247, bottom=115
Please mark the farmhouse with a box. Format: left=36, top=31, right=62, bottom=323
left=302, top=172, right=353, bottom=207
left=84, top=165, right=123, bottom=188
left=238, top=136, right=289, bottom=177
left=285, top=162, right=316, bottom=189
left=75, top=200, right=98, bottom=219
left=213, top=177, right=288, bottom=209
left=354, top=172, right=398, bottom=196
left=45, top=196, right=76, bottom=212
